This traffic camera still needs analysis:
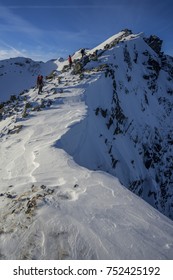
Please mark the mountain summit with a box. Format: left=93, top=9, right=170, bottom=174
left=0, top=29, right=173, bottom=260
left=59, top=29, right=173, bottom=221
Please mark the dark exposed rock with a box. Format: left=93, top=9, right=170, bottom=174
left=144, top=35, right=163, bottom=54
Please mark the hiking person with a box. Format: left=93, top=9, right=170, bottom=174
left=68, top=55, right=72, bottom=69
left=37, top=74, right=43, bottom=94
left=81, top=48, right=85, bottom=57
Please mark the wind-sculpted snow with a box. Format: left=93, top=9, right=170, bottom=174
left=0, top=30, right=173, bottom=260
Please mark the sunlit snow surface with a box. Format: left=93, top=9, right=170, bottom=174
left=0, top=32, right=173, bottom=260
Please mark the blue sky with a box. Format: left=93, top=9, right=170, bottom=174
left=0, top=0, right=173, bottom=61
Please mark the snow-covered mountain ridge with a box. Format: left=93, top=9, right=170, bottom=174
left=58, top=29, right=173, bottom=220
left=0, top=29, right=173, bottom=260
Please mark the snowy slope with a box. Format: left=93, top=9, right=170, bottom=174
left=0, top=30, right=173, bottom=260
left=58, top=30, right=173, bottom=220
left=0, top=57, right=57, bottom=102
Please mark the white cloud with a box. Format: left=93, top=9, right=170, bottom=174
left=0, top=40, right=24, bottom=60
left=0, top=49, right=22, bottom=60
left=0, top=41, right=66, bottom=62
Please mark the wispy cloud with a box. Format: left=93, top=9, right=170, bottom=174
left=0, top=4, right=120, bottom=9
left=0, top=5, right=42, bottom=36
left=0, top=48, right=23, bottom=60
left=0, top=4, right=51, bottom=60
left=0, top=40, right=25, bottom=60
left=0, top=39, right=68, bottom=62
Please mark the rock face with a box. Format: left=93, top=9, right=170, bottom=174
left=59, top=31, right=173, bottom=220
left=91, top=33, right=173, bottom=220
left=144, top=35, right=163, bottom=54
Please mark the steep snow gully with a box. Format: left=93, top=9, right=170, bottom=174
left=0, top=30, right=173, bottom=260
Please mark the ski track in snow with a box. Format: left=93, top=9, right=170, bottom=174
left=0, top=34, right=173, bottom=259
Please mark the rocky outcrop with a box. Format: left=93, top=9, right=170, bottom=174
left=90, top=33, right=173, bottom=220
left=144, top=35, right=163, bottom=54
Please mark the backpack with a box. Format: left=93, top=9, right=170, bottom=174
left=68, top=56, right=72, bottom=63
left=81, top=49, right=85, bottom=56
left=37, top=75, right=43, bottom=84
